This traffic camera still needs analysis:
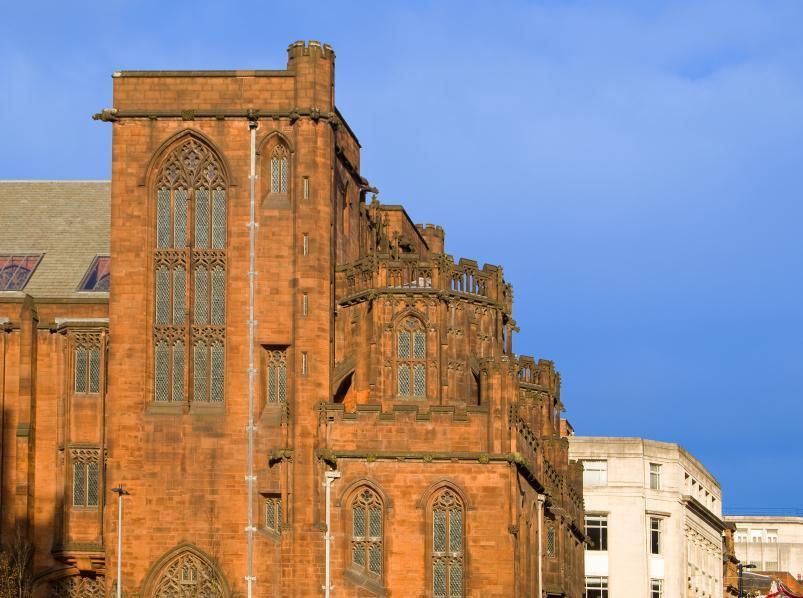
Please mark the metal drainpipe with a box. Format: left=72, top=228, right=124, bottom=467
left=537, top=494, right=545, bottom=598
left=245, top=118, right=259, bottom=598
left=324, top=470, right=342, bottom=597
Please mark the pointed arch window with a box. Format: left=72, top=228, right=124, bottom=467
left=351, top=488, right=383, bottom=579
left=153, top=137, right=226, bottom=403
left=432, top=489, right=464, bottom=598
left=270, top=145, right=289, bottom=194
left=397, top=317, right=427, bottom=397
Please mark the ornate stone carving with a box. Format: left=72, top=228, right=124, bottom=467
left=150, top=550, right=225, bottom=597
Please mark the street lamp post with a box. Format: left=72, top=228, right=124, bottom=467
left=110, top=485, right=130, bottom=598
left=738, top=562, right=756, bottom=598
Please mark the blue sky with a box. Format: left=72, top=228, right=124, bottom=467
left=2, top=1, right=801, bottom=510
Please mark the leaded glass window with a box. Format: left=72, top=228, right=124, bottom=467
left=271, top=145, right=289, bottom=194
left=71, top=450, right=100, bottom=508
left=153, top=137, right=227, bottom=403
left=432, top=489, right=464, bottom=598
left=266, top=349, right=287, bottom=403
left=351, top=488, right=383, bottom=578
left=397, top=318, right=427, bottom=397
left=74, top=340, right=102, bottom=395
left=265, top=495, right=282, bottom=534
left=546, top=523, right=556, bottom=558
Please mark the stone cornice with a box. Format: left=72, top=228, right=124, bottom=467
left=92, top=107, right=342, bottom=129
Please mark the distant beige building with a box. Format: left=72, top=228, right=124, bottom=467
left=724, top=515, right=803, bottom=581
left=569, top=437, right=725, bottom=598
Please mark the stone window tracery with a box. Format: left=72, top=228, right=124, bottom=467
left=264, top=495, right=282, bottom=534
left=270, top=145, right=289, bottom=194
left=153, top=137, right=226, bottom=403
left=432, top=489, right=464, bottom=598
left=350, top=488, right=383, bottom=579
left=50, top=575, right=105, bottom=597
left=73, top=333, right=102, bottom=394
left=397, top=318, right=426, bottom=397
left=71, top=448, right=100, bottom=508
left=150, top=549, right=225, bottom=597
left=266, top=349, right=287, bottom=404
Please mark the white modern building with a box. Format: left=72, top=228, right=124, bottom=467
left=568, top=437, right=725, bottom=598
left=724, top=515, right=803, bottom=580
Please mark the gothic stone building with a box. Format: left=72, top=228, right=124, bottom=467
left=0, top=41, right=585, bottom=597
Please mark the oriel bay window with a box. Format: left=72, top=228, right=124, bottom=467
left=73, top=334, right=102, bottom=394
left=152, top=137, right=227, bottom=404
left=71, top=449, right=100, bottom=508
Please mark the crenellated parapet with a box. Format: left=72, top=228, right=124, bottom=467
left=337, top=253, right=509, bottom=309
left=286, top=40, right=336, bottom=62
left=516, top=355, right=561, bottom=398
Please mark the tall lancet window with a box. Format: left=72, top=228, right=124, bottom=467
left=153, top=137, right=227, bottom=403
left=432, top=489, right=464, bottom=598
left=397, top=317, right=427, bottom=397
left=270, top=145, right=289, bottom=193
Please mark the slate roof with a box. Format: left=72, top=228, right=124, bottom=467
left=0, top=181, right=111, bottom=299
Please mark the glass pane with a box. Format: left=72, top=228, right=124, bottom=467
left=89, top=346, right=101, bottom=393
left=212, top=189, right=226, bottom=248
left=211, top=342, right=224, bottom=402
left=266, top=500, right=275, bottom=530
left=74, top=347, right=87, bottom=393
left=172, top=341, right=184, bottom=402
left=155, top=266, right=170, bottom=325
left=353, top=506, right=365, bottom=538
left=271, top=159, right=280, bottom=193
left=267, top=365, right=277, bottom=403
left=155, top=342, right=169, bottom=401
left=398, top=364, right=410, bottom=396
left=278, top=364, right=286, bottom=403
left=173, top=267, right=185, bottom=325
left=352, top=543, right=364, bottom=567
left=450, top=561, right=463, bottom=597
left=413, top=364, right=426, bottom=397
left=211, top=266, right=225, bottom=325
left=87, top=461, right=99, bottom=506
left=414, top=330, right=426, bottom=359
left=280, top=157, right=288, bottom=193
left=194, top=343, right=208, bottom=401
left=73, top=462, right=85, bottom=506
left=195, top=188, right=209, bottom=248
left=434, top=510, right=447, bottom=552
left=369, top=543, right=381, bottom=575
left=449, top=508, right=462, bottom=553
left=174, top=188, right=188, bottom=247
left=434, top=560, right=446, bottom=597
left=369, top=506, right=381, bottom=538
left=157, top=188, right=170, bottom=248
left=194, top=268, right=209, bottom=324
left=397, top=331, right=410, bottom=358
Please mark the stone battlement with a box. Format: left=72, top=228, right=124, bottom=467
left=287, top=40, right=336, bottom=61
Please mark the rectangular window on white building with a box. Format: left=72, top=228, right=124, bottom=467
left=586, top=515, right=608, bottom=551
left=735, top=531, right=748, bottom=543
left=751, top=530, right=763, bottom=543
left=649, top=517, right=662, bottom=555
left=766, top=529, right=778, bottom=543
left=650, top=579, right=663, bottom=598
left=649, top=463, right=661, bottom=490
left=766, top=561, right=778, bottom=570
left=584, top=577, right=608, bottom=598
left=582, top=460, right=607, bottom=486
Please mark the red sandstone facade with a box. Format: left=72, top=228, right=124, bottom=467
left=0, top=41, right=585, bottom=597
